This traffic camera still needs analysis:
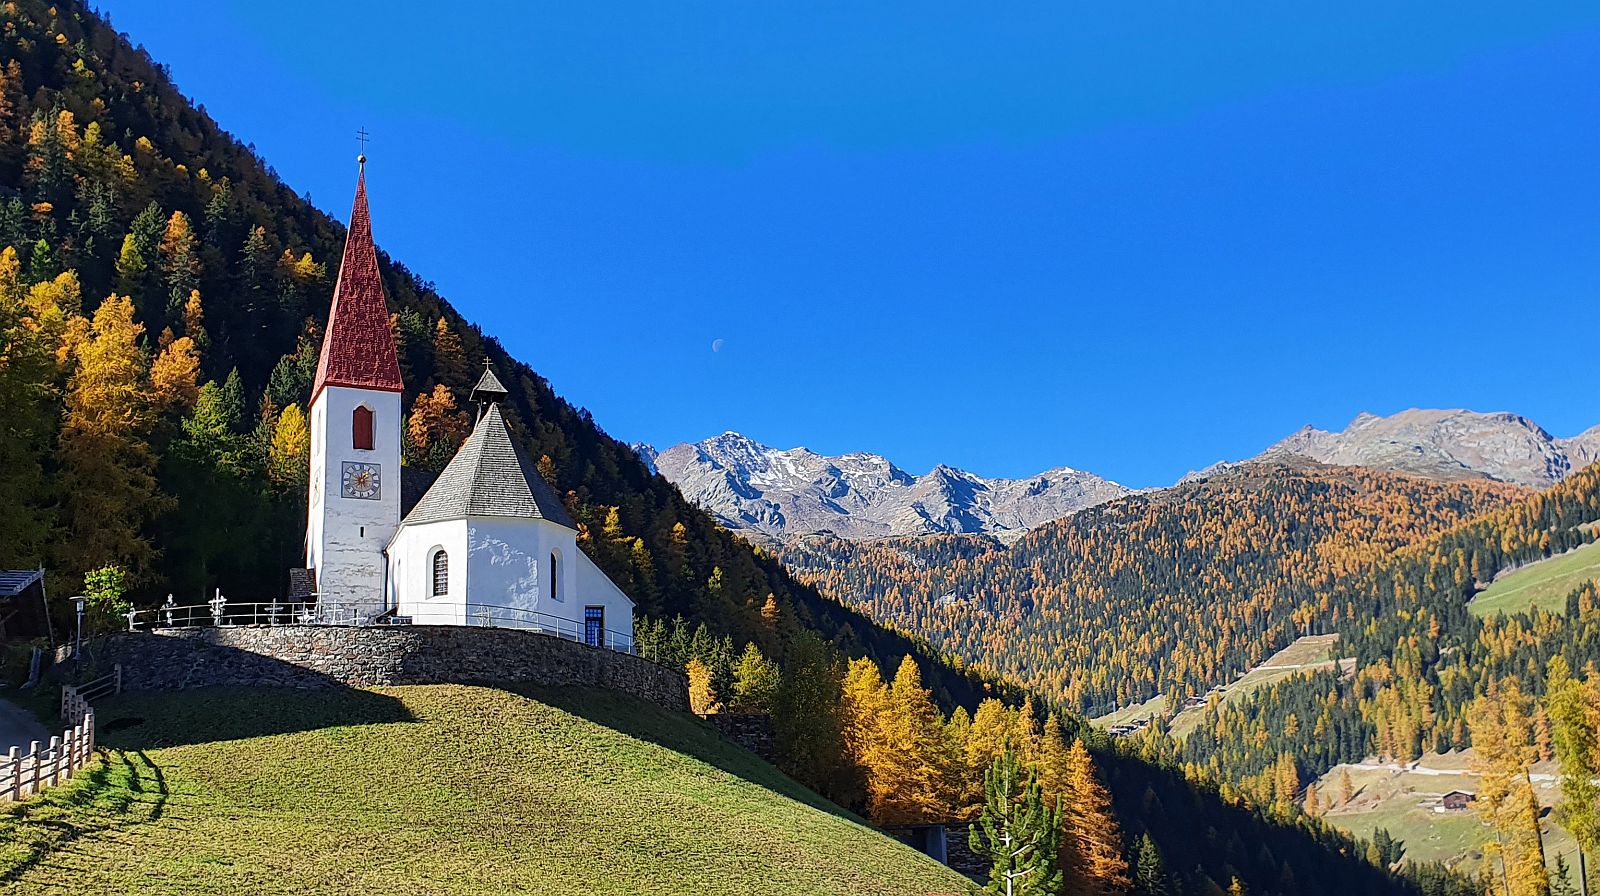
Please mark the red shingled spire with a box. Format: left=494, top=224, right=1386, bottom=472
left=312, top=162, right=404, bottom=402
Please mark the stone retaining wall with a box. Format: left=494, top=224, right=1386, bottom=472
left=85, top=625, right=688, bottom=712
left=707, top=713, right=776, bottom=762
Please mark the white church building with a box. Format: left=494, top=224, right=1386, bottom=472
left=304, top=160, right=635, bottom=651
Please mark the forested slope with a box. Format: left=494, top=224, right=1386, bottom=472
left=1169, top=461, right=1600, bottom=800
left=782, top=462, right=1525, bottom=714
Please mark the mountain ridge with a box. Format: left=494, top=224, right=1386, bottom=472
left=646, top=409, right=1599, bottom=544
left=640, top=431, right=1132, bottom=541
left=1192, top=408, right=1600, bottom=489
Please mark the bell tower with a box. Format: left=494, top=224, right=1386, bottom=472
left=306, top=156, right=404, bottom=617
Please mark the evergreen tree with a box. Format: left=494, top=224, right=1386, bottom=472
left=1133, top=833, right=1170, bottom=896
left=730, top=642, right=780, bottom=715
left=0, top=245, right=59, bottom=567
left=969, top=746, right=1063, bottom=896
left=771, top=631, right=857, bottom=806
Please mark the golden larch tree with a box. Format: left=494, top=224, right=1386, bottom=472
left=1061, top=738, right=1132, bottom=896
left=56, top=294, right=169, bottom=583
left=268, top=403, right=310, bottom=487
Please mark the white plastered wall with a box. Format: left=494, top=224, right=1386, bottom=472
left=307, top=384, right=403, bottom=617
left=389, top=518, right=469, bottom=625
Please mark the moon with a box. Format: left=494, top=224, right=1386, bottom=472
left=711, top=338, right=725, bottom=353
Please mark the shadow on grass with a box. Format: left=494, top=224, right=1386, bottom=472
left=512, top=683, right=866, bottom=827
left=0, top=748, right=168, bottom=884
left=95, top=685, right=414, bottom=751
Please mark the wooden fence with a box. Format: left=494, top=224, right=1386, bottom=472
left=1, top=664, right=120, bottom=802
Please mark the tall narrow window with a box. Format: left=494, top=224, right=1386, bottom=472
left=431, top=550, right=448, bottom=597
left=352, top=405, right=374, bottom=450
left=549, top=551, right=560, bottom=601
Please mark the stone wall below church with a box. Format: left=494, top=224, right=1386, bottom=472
left=85, top=625, right=688, bottom=712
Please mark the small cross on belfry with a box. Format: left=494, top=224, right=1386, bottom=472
left=356, top=127, right=371, bottom=164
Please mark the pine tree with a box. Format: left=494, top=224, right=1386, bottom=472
left=1552, top=855, right=1579, bottom=896
left=0, top=245, right=59, bottom=567
left=730, top=642, right=780, bottom=715
left=969, top=746, right=1063, bottom=896
left=771, top=631, right=856, bottom=806
left=1132, top=833, right=1170, bottom=896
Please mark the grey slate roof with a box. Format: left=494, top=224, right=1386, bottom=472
left=470, top=364, right=509, bottom=403
left=402, top=403, right=575, bottom=528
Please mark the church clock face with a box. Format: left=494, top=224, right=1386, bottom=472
left=341, top=461, right=381, bottom=500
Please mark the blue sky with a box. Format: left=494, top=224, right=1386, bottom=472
left=109, top=2, right=1600, bottom=487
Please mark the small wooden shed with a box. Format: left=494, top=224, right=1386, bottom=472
left=0, top=569, right=54, bottom=645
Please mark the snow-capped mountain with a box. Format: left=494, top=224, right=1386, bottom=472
left=641, top=432, right=1131, bottom=541
left=1189, top=409, right=1600, bottom=489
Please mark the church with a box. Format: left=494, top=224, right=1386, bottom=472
left=303, top=160, right=635, bottom=651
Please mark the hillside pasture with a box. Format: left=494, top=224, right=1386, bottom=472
left=1313, top=754, right=1575, bottom=871
left=0, top=685, right=965, bottom=896
left=1095, top=634, right=1347, bottom=740
left=1469, top=538, right=1600, bottom=617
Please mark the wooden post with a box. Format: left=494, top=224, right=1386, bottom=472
left=4, top=746, right=16, bottom=801
left=45, top=736, right=59, bottom=786
left=26, top=740, right=39, bottom=797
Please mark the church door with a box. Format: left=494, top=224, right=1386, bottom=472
left=584, top=606, right=605, bottom=648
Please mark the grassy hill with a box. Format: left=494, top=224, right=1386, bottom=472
left=0, top=685, right=965, bottom=896
left=1469, top=536, right=1600, bottom=617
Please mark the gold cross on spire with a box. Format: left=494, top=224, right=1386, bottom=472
left=356, top=127, right=371, bottom=166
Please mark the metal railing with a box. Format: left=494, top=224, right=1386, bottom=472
left=403, top=603, right=635, bottom=653
left=125, top=593, right=635, bottom=654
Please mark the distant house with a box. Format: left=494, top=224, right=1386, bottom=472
left=0, top=569, right=53, bottom=645
left=1437, top=791, right=1475, bottom=812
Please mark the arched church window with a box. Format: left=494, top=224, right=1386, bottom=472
left=549, top=551, right=560, bottom=601
left=431, top=550, right=448, bottom=597
left=352, top=405, right=374, bottom=450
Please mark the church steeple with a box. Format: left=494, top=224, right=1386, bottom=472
left=312, top=161, right=403, bottom=402
left=304, top=157, right=405, bottom=617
